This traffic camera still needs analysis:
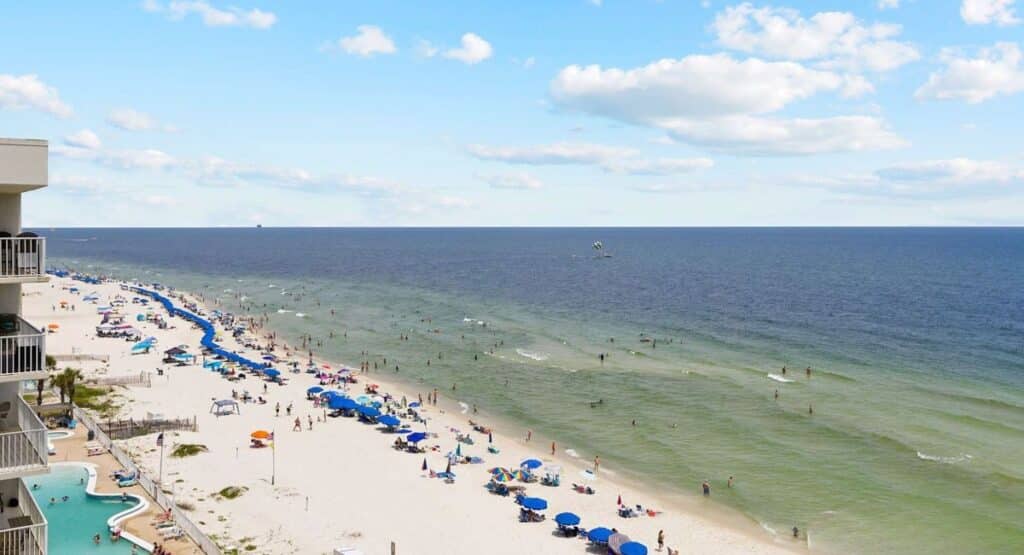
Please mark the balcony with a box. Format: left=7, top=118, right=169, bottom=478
left=0, top=396, right=47, bottom=478
left=0, top=237, right=46, bottom=283
left=0, top=478, right=47, bottom=555
left=0, top=316, right=45, bottom=382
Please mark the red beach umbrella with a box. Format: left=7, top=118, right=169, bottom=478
left=617, top=494, right=622, bottom=506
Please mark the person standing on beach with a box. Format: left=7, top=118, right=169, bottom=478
left=526, top=430, right=532, bottom=442
left=293, top=417, right=301, bottom=432
left=806, top=366, right=812, bottom=377
left=657, top=530, right=665, bottom=551
left=308, top=415, right=313, bottom=430
left=702, top=480, right=711, bottom=496
left=551, top=441, right=556, bottom=456
left=275, top=402, right=280, bottom=417
left=781, top=366, right=787, bottom=375
left=594, top=456, right=600, bottom=473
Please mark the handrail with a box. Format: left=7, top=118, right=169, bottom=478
left=0, top=479, right=47, bottom=554
left=0, top=316, right=45, bottom=377
left=0, top=236, right=46, bottom=278
left=0, top=396, right=47, bottom=472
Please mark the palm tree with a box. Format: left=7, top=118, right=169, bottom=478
left=61, top=367, right=84, bottom=405
left=49, top=372, right=68, bottom=404
left=38, top=355, right=57, bottom=406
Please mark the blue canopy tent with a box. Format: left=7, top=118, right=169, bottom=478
left=587, top=527, right=613, bottom=544
left=378, top=414, right=401, bottom=428
left=554, top=512, right=580, bottom=527
left=357, top=405, right=381, bottom=420
left=619, top=542, right=648, bottom=555
left=306, top=386, right=324, bottom=395
left=406, top=432, right=428, bottom=443
left=520, top=497, right=547, bottom=511
left=264, top=369, right=281, bottom=379
left=328, top=396, right=358, bottom=412
left=520, top=458, right=543, bottom=470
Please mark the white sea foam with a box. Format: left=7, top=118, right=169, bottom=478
left=916, top=451, right=973, bottom=464
left=767, top=374, right=794, bottom=383
left=458, top=402, right=469, bottom=414
left=277, top=309, right=292, bottom=314
left=295, top=313, right=306, bottom=318
left=564, top=448, right=579, bottom=458
left=223, top=288, right=232, bottom=293
left=268, top=284, right=277, bottom=288
left=516, top=348, right=549, bottom=362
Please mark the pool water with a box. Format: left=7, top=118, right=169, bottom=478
left=29, top=464, right=143, bottom=554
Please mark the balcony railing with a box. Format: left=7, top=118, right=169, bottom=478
left=0, top=478, right=47, bottom=555
left=0, top=396, right=47, bottom=475
left=0, top=316, right=45, bottom=379
left=0, top=237, right=45, bottom=280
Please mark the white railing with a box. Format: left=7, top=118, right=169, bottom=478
left=0, top=316, right=45, bottom=378
left=0, top=236, right=45, bottom=279
left=0, top=396, right=47, bottom=474
left=0, top=479, right=47, bottom=555
left=74, top=408, right=223, bottom=554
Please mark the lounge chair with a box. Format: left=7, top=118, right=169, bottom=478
left=159, top=526, right=184, bottom=539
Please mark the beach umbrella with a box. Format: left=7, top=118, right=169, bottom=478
left=619, top=542, right=648, bottom=555
left=251, top=430, right=271, bottom=440
left=608, top=533, right=630, bottom=553
left=409, top=402, right=421, bottom=408
left=378, top=415, right=401, bottom=428
left=554, top=512, right=581, bottom=527
left=445, top=460, right=452, bottom=474
left=421, top=458, right=428, bottom=471
left=587, top=527, right=613, bottom=544
left=407, top=432, right=428, bottom=443
left=455, top=443, right=462, bottom=456
left=264, top=369, right=280, bottom=378
left=328, top=396, right=354, bottom=411
left=488, top=431, right=493, bottom=443
left=355, top=395, right=372, bottom=406
left=617, top=494, right=622, bottom=506
left=357, top=406, right=381, bottom=418
left=520, top=458, right=543, bottom=470
left=307, top=386, right=324, bottom=395
left=520, top=497, right=547, bottom=511
left=490, top=468, right=514, bottom=482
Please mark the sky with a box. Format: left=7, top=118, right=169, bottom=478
left=3, top=0, right=1024, bottom=227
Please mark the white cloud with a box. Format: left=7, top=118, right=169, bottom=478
left=106, top=107, right=177, bottom=132
left=915, top=42, right=1024, bottom=103
left=443, top=33, right=493, bottom=64
left=550, top=54, right=906, bottom=155
left=602, top=157, right=715, bottom=175
left=146, top=1, right=276, bottom=29
left=0, top=74, right=72, bottom=118
left=104, top=149, right=177, bottom=170
left=961, top=0, right=1020, bottom=26
left=467, top=142, right=635, bottom=165
left=876, top=158, right=1024, bottom=185
left=438, top=196, right=473, bottom=209
left=335, top=25, right=397, bottom=57
left=147, top=1, right=277, bottom=29
left=64, top=130, right=102, bottom=150
left=477, top=172, right=544, bottom=190
left=711, top=4, right=919, bottom=72
left=415, top=40, right=439, bottom=58
left=878, top=0, right=900, bottom=9
left=192, top=156, right=400, bottom=195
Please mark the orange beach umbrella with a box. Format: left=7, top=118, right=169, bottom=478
left=250, top=430, right=271, bottom=440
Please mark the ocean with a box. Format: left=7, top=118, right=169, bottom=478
left=42, top=227, right=1024, bottom=554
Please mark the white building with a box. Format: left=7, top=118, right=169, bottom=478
left=0, top=138, right=50, bottom=554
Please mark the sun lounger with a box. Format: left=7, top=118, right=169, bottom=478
left=159, top=526, right=184, bottom=539
left=86, top=442, right=105, bottom=456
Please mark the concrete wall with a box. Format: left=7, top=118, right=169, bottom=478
left=0, top=139, right=47, bottom=191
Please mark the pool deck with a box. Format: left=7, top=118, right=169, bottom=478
left=50, top=426, right=200, bottom=554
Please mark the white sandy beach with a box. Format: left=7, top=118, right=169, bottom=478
left=27, top=276, right=799, bottom=555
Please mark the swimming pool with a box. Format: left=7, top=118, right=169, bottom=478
left=46, top=430, right=73, bottom=455
left=29, top=463, right=150, bottom=553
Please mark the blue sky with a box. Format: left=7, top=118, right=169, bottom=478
left=3, top=0, right=1023, bottom=226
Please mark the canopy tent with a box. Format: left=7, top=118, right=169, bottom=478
left=587, top=527, right=613, bottom=544
left=307, top=386, right=324, bottom=395
left=608, top=533, right=631, bottom=554
left=554, top=512, right=580, bottom=527
left=356, top=405, right=381, bottom=419
left=328, top=396, right=358, bottom=411
left=406, top=432, right=428, bottom=443
left=520, top=497, right=547, bottom=511
left=210, top=399, right=240, bottom=416
left=520, top=458, right=543, bottom=470
left=264, top=369, right=281, bottom=378
left=619, top=542, right=648, bottom=555
left=378, top=415, right=401, bottom=428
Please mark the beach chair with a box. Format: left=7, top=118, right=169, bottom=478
left=87, top=443, right=105, bottom=456
left=159, top=526, right=184, bottom=539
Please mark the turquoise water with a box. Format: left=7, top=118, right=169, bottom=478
left=46, top=228, right=1024, bottom=554
left=29, top=465, right=142, bottom=554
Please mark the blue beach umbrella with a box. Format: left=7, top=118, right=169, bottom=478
left=357, top=406, right=381, bottom=418
left=554, top=512, right=580, bottom=527
left=520, top=458, right=543, bottom=470
left=328, top=396, right=353, bottom=411
left=455, top=443, right=462, bottom=456
left=587, top=527, right=613, bottom=543
left=307, top=386, right=324, bottom=395
left=379, top=415, right=401, bottom=427
left=264, top=369, right=280, bottom=378
left=619, top=542, right=648, bottom=555
left=520, top=497, right=547, bottom=511
left=406, top=432, right=427, bottom=443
